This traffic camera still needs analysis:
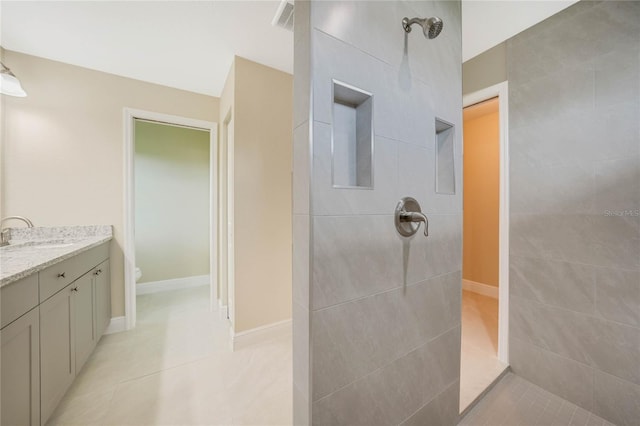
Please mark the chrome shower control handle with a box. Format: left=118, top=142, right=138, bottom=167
left=395, top=197, right=429, bottom=238
left=400, top=211, right=429, bottom=237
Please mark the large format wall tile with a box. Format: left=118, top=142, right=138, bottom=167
left=294, top=1, right=463, bottom=423
left=293, top=301, right=310, bottom=398
left=594, top=266, right=640, bottom=328
left=312, top=29, right=437, bottom=148
left=509, top=337, right=594, bottom=411
left=312, top=272, right=460, bottom=399
left=293, top=123, right=310, bottom=216
left=507, top=1, right=639, bottom=423
left=292, top=215, right=310, bottom=307
left=293, top=0, right=311, bottom=129
left=509, top=62, right=594, bottom=131
left=312, top=327, right=460, bottom=426
left=312, top=215, right=403, bottom=309
left=397, top=141, right=463, bottom=215
left=510, top=255, right=595, bottom=315
left=510, top=162, right=594, bottom=214
left=508, top=103, right=640, bottom=170
left=511, top=296, right=640, bottom=386
left=594, top=46, right=640, bottom=109
left=594, top=370, right=640, bottom=426
left=593, top=155, right=640, bottom=215
left=511, top=213, right=640, bottom=270
left=399, top=380, right=459, bottom=426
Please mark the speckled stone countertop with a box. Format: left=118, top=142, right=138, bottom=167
left=0, top=226, right=113, bottom=288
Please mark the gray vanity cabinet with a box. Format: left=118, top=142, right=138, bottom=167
left=1, top=242, right=111, bottom=426
left=75, top=272, right=96, bottom=374
left=1, top=307, right=40, bottom=426
left=93, top=259, right=111, bottom=338
left=39, top=283, right=76, bottom=424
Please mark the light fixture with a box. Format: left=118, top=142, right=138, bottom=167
left=0, top=62, right=27, bottom=97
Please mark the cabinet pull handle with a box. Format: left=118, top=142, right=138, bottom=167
left=94, top=269, right=102, bottom=276
left=57, top=272, right=66, bottom=278
left=72, top=287, right=78, bottom=292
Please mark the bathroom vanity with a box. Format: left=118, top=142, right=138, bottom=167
left=0, top=226, right=112, bottom=426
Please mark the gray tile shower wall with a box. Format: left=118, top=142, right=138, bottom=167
left=507, top=1, right=640, bottom=425
left=293, top=1, right=463, bottom=424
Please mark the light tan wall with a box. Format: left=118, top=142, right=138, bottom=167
left=232, top=56, right=292, bottom=332
left=0, top=50, right=219, bottom=316
left=462, top=42, right=506, bottom=95
left=134, top=120, right=210, bottom=284
left=463, top=98, right=499, bottom=286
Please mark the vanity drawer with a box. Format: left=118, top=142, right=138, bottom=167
left=39, top=243, right=109, bottom=302
left=1, top=274, right=39, bottom=329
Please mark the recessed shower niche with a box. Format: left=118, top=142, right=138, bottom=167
left=331, top=80, right=373, bottom=189
left=435, top=117, right=455, bottom=194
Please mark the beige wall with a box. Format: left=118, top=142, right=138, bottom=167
left=463, top=98, right=499, bottom=286
left=0, top=50, right=219, bottom=316
left=134, top=120, right=210, bottom=284
left=462, top=42, right=506, bottom=95
left=222, top=56, right=293, bottom=333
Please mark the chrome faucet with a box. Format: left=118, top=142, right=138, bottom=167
left=399, top=211, right=429, bottom=237
left=394, top=197, right=430, bottom=238
left=1, top=216, right=34, bottom=246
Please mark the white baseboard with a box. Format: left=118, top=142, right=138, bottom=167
left=136, top=275, right=209, bottom=295
left=105, top=316, right=126, bottom=334
left=231, top=318, right=292, bottom=351
left=463, top=279, right=499, bottom=299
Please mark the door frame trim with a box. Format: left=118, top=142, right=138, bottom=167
left=123, top=108, right=218, bottom=330
left=463, top=81, right=510, bottom=364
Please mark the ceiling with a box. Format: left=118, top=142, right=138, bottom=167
left=462, top=0, right=578, bottom=62
left=1, top=1, right=579, bottom=97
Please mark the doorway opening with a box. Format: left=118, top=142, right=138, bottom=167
left=460, top=82, right=510, bottom=414
left=123, top=109, right=218, bottom=329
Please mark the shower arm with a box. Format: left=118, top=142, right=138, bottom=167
left=402, top=17, right=425, bottom=33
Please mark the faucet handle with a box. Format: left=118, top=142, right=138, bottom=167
left=0, top=228, right=10, bottom=246
left=395, top=197, right=429, bottom=238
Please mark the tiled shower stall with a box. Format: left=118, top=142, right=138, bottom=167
left=293, top=1, right=639, bottom=425
left=293, top=1, right=463, bottom=424
left=507, top=2, right=640, bottom=425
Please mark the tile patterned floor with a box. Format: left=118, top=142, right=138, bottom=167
left=460, top=290, right=508, bottom=411
left=459, top=372, right=616, bottom=426
left=47, top=286, right=616, bottom=426
left=46, top=286, right=292, bottom=425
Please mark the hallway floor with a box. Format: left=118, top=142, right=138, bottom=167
left=460, top=290, right=508, bottom=411
left=46, top=286, right=292, bottom=425
left=459, top=372, right=615, bottom=426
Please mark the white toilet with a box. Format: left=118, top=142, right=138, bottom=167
left=135, top=267, right=142, bottom=282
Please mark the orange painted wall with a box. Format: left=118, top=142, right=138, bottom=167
left=463, top=98, right=500, bottom=287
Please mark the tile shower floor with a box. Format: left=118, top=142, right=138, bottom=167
left=460, top=290, right=508, bottom=411
left=459, top=372, right=615, bottom=426
left=46, top=286, right=292, bottom=425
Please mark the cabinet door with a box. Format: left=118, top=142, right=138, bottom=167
left=74, top=272, right=96, bottom=374
left=1, top=307, right=40, bottom=426
left=93, top=260, right=111, bottom=339
left=40, top=285, right=75, bottom=425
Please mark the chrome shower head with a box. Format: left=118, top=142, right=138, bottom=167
left=402, top=16, right=443, bottom=39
